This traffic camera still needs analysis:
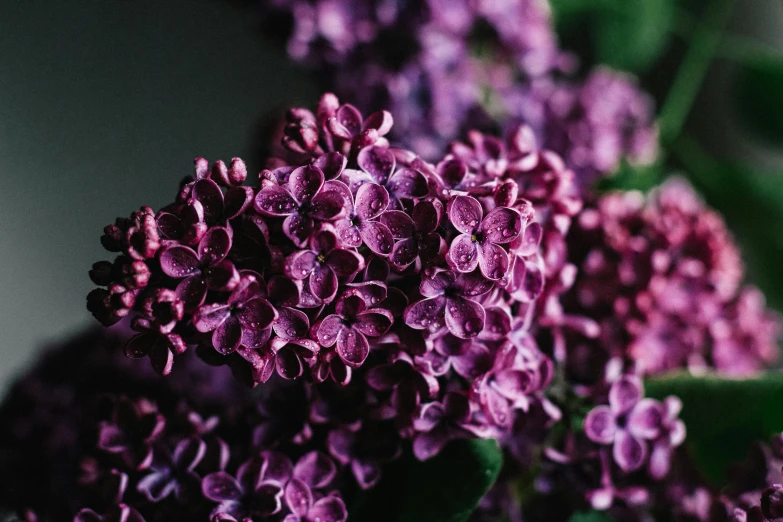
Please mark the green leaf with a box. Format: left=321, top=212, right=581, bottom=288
left=568, top=510, right=614, bottom=522
left=592, top=0, right=674, bottom=73
left=646, top=374, right=783, bottom=485
left=596, top=160, right=664, bottom=193
left=734, top=58, right=783, bottom=147
left=350, top=439, right=503, bottom=522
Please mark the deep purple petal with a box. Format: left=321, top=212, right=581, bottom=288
left=289, top=165, right=325, bottom=204
left=481, top=307, right=512, bottom=340
left=125, top=332, right=153, bottom=359
left=311, top=228, right=338, bottom=254
left=276, top=348, right=304, bottom=380
left=224, top=186, right=254, bottom=220
left=213, top=316, right=242, bottom=355
left=314, top=152, right=347, bottom=180
left=255, top=186, right=298, bottom=216
left=149, top=339, right=174, bottom=376
left=192, top=179, right=225, bottom=224
left=413, top=199, right=443, bottom=234
left=193, top=303, right=230, bottom=333
left=387, top=168, right=428, bottom=199
left=336, top=328, right=370, bottom=367
left=477, top=242, right=509, bottom=281
left=613, top=431, right=648, bottom=472
left=479, top=207, right=522, bottom=244
left=286, top=250, right=318, bottom=280
left=609, top=376, right=643, bottom=415
left=273, top=306, right=310, bottom=340
left=419, top=270, right=455, bottom=297
left=628, top=399, right=663, bottom=440
left=390, top=238, right=418, bottom=270
left=358, top=146, right=396, bottom=185
left=137, top=472, right=175, bottom=502
left=198, top=227, right=231, bottom=267
left=379, top=210, right=415, bottom=239
left=448, top=196, right=483, bottom=234
left=315, top=315, right=343, bottom=347
left=285, top=478, right=313, bottom=518
left=335, top=220, right=362, bottom=248
left=202, top=472, right=243, bottom=502
left=516, top=222, right=543, bottom=256
left=354, top=309, right=393, bottom=337
left=449, top=234, right=479, bottom=273
left=326, top=249, right=364, bottom=278
left=359, top=221, right=394, bottom=256
left=309, top=496, right=348, bottom=522
left=354, top=183, right=389, bottom=221
left=294, top=451, right=337, bottom=489
left=445, top=297, right=485, bottom=338
left=206, top=260, right=240, bottom=292
left=237, top=298, right=277, bottom=331
left=364, top=109, right=393, bottom=135
left=413, top=428, right=450, bottom=461
left=310, top=191, right=346, bottom=221
left=160, top=246, right=200, bottom=278
left=174, top=437, right=207, bottom=471
left=283, top=214, right=315, bottom=248
left=404, top=296, right=447, bottom=332
left=336, top=104, right=362, bottom=135
left=584, top=405, right=617, bottom=445
left=310, top=264, right=338, bottom=301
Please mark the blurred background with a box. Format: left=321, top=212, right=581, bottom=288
left=1, top=0, right=782, bottom=390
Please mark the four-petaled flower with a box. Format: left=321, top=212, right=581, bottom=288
left=447, top=195, right=522, bottom=280
left=329, top=181, right=394, bottom=256
left=254, top=165, right=346, bottom=247
left=380, top=198, right=445, bottom=270
left=193, top=275, right=278, bottom=355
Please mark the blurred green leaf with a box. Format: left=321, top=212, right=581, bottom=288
left=568, top=511, right=614, bottom=522
left=593, top=0, right=674, bottom=73
left=596, top=160, right=665, bottom=192
left=350, top=439, right=503, bottom=522
left=647, top=374, right=783, bottom=485
left=734, top=58, right=783, bottom=147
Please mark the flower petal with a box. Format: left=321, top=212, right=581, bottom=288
left=477, top=242, right=509, bottom=281
left=212, top=316, right=242, bottom=355
left=192, top=179, right=225, bottom=224
left=206, top=260, right=240, bottom=292
left=309, top=190, right=346, bottom=220
left=326, top=248, right=364, bottom=278
left=294, top=451, right=337, bottom=489
left=335, top=220, right=362, bottom=248
left=379, top=210, right=415, bottom=239
left=445, top=296, right=485, bottom=339
left=613, top=431, right=648, bottom=472
left=284, top=477, right=313, bottom=517
left=448, top=234, right=479, bottom=273
left=628, top=399, right=663, bottom=440
left=137, top=471, right=176, bottom=502
left=273, top=306, right=310, bottom=340
left=413, top=428, right=450, bottom=461
left=354, top=309, right=393, bottom=337
left=315, top=315, right=343, bottom=347
left=286, top=250, right=317, bottom=280
left=314, top=152, right=347, bottom=180
left=193, top=303, right=230, bottom=333
left=404, top=296, right=447, bottom=332
left=390, top=238, right=418, bottom=270
left=413, top=199, right=444, bottom=234
left=309, top=496, right=348, bottom=522
left=609, top=375, right=643, bottom=416
left=479, top=207, right=522, bottom=244
left=583, top=405, right=617, bottom=445
left=336, top=104, right=362, bottom=135
left=387, top=168, right=428, bottom=199
left=201, top=472, right=242, bottom=502
left=358, top=145, right=396, bottom=185
left=336, top=328, right=370, bottom=367
left=289, top=165, right=325, bottom=204
left=354, top=183, right=389, bottom=220
left=254, top=186, right=298, bottom=216
left=160, top=245, right=200, bottom=278
left=310, top=264, right=338, bottom=302
left=275, top=347, right=304, bottom=380
left=198, top=227, right=231, bottom=266
left=224, top=186, right=254, bottom=220
left=359, top=221, right=394, bottom=257
left=283, top=214, right=315, bottom=248
left=448, top=195, right=483, bottom=234
left=237, top=298, right=277, bottom=331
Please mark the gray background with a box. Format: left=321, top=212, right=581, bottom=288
left=1, top=0, right=782, bottom=391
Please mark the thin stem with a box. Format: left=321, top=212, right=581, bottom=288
left=658, top=0, right=735, bottom=145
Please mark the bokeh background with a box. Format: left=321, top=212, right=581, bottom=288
left=1, top=0, right=782, bottom=390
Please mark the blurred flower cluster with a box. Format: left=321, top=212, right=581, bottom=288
left=2, top=0, right=782, bottom=521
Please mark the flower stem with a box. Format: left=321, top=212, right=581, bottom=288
left=658, top=0, right=736, bottom=145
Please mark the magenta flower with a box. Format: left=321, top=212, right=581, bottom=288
left=315, top=292, right=393, bottom=368
left=331, top=181, right=395, bottom=256
left=97, top=397, right=166, bottom=471
left=193, top=275, right=278, bottom=355
left=356, top=145, right=429, bottom=205
left=447, top=195, right=522, bottom=280
left=254, top=165, right=346, bottom=247
left=583, top=375, right=663, bottom=472
left=285, top=228, right=364, bottom=303
left=137, top=437, right=206, bottom=502
left=282, top=452, right=346, bottom=522
left=412, top=392, right=473, bottom=461
left=202, top=452, right=293, bottom=520
left=381, top=198, right=445, bottom=270
left=159, top=226, right=239, bottom=310
left=404, top=270, right=491, bottom=338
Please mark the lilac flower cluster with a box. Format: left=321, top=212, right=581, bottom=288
left=86, top=94, right=582, bottom=489
left=251, top=0, right=657, bottom=180
left=564, top=178, right=781, bottom=378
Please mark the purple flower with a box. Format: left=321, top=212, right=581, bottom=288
left=97, top=397, right=166, bottom=471
left=202, top=451, right=293, bottom=520
left=315, top=292, right=393, bottom=368
left=356, top=145, right=429, bottom=205
left=331, top=181, right=395, bottom=256
left=159, top=226, right=240, bottom=310
left=193, top=275, right=278, bottom=355
left=282, top=452, right=346, bottom=522
left=137, top=437, right=206, bottom=502
left=327, top=422, right=401, bottom=489
left=254, top=165, right=346, bottom=247
left=583, top=375, right=662, bottom=472
left=74, top=505, right=146, bottom=522
left=447, top=195, right=522, bottom=280
left=285, top=227, right=364, bottom=303
left=380, top=198, right=445, bottom=270
left=412, top=392, right=474, bottom=461
left=404, top=270, right=491, bottom=338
